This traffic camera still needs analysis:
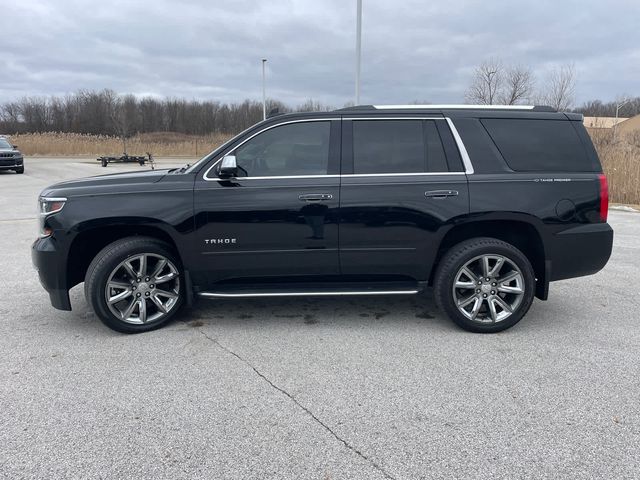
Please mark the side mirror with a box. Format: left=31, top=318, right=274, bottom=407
left=219, top=155, right=237, bottom=178
left=12, top=145, right=18, bottom=149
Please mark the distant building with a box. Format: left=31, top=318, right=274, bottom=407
left=615, top=114, right=640, bottom=137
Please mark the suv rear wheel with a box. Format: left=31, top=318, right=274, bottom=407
left=434, top=238, right=535, bottom=333
left=85, top=237, right=184, bottom=333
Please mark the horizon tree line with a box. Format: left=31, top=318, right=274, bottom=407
left=1, top=83, right=637, bottom=138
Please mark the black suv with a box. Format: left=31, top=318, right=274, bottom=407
left=0, top=136, right=24, bottom=173
left=32, top=105, right=613, bottom=333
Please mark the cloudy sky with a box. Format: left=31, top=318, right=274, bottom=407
left=2, top=0, right=639, bottom=107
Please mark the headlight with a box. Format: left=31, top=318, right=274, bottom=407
left=38, top=197, right=66, bottom=237
left=39, top=197, right=67, bottom=215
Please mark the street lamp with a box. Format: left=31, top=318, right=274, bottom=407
left=262, top=58, right=267, bottom=120
left=613, top=98, right=628, bottom=142
left=355, top=0, right=362, bottom=105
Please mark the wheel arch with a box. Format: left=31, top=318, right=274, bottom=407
left=66, top=221, right=183, bottom=290
left=431, top=218, right=548, bottom=300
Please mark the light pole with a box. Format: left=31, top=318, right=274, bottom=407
left=355, top=0, right=362, bottom=105
left=613, top=98, right=628, bottom=142
left=262, top=58, right=267, bottom=120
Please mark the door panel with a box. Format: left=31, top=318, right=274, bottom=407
left=338, top=117, right=470, bottom=280
left=339, top=175, right=469, bottom=279
left=191, top=119, right=341, bottom=286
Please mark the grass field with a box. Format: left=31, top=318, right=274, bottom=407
left=6, top=130, right=640, bottom=204
left=9, top=132, right=231, bottom=157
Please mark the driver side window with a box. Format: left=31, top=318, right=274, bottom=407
left=233, top=121, right=330, bottom=177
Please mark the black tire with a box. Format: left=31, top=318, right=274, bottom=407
left=84, top=237, right=184, bottom=333
left=434, top=237, right=535, bottom=333
left=15, top=166, right=24, bottom=174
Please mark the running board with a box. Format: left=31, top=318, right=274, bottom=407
left=197, top=283, right=421, bottom=299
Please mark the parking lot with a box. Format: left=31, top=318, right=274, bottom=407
left=1, top=157, right=639, bottom=479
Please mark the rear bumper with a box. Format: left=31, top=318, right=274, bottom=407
left=31, top=235, right=71, bottom=311
left=548, top=222, right=613, bottom=281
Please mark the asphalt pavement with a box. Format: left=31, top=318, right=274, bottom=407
left=1, top=157, right=638, bottom=479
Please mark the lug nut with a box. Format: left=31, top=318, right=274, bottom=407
left=476, top=289, right=480, bottom=293
left=483, top=294, right=487, bottom=298
left=491, top=290, right=496, bottom=295
left=478, top=281, right=482, bottom=285
left=145, top=292, right=150, bottom=297
left=136, top=292, right=141, bottom=298
left=492, top=282, right=497, bottom=286
left=149, top=284, right=154, bottom=289
left=485, top=278, right=490, bottom=282
left=145, top=277, right=150, bottom=282
left=132, top=286, right=136, bottom=291
left=137, top=278, right=141, bottom=283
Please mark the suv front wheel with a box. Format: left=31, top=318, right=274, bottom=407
left=434, top=238, right=535, bottom=333
left=85, top=237, right=184, bottom=333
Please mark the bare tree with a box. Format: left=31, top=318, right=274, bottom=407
left=465, top=59, right=503, bottom=105
left=540, top=64, right=576, bottom=111
left=110, top=95, right=137, bottom=154
left=499, top=65, right=534, bottom=105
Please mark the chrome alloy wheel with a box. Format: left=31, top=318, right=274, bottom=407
left=452, top=254, right=525, bottom=324
left=105, top=253, right=180, bottom=324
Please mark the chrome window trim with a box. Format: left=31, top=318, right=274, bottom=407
left=445, top=118, right=474, bottom=174
left=202, top=118, right=339, bottom=181
left=202, top=116, right=475, bottom=181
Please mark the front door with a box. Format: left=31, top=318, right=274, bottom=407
left=339, top=117, right=470, bottom=280
left=193, top=118, right=341, bottom=285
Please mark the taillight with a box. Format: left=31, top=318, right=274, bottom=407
left=598, top=174, right=608, bottom=222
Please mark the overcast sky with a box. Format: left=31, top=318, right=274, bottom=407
left=2, top=0, right=639, bottom=107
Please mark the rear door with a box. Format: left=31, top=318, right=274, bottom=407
left=338, top=117, right=470, bottom=280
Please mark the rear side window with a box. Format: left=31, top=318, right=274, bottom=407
left=481, top=118, right=594, bottom=172
left=352, top=120, right=450, bottom=174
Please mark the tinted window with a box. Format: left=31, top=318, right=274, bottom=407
left=0, top=138, right=12, bottom=149
left=352, top=120, right=449, bottom=174
left=233, top=121, right=330, bottom=177
left=481, top=119, right=593, bottom=172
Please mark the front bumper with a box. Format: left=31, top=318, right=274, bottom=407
left=0, top=157, right=23, bottom=170
left=31, top=235, right=71, bottom=310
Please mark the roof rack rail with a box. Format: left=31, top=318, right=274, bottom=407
left=336, top=104, right=557, bottom=112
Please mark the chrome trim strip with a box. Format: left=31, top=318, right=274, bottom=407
left=346, top=117, right=445, bottom=120
left=198, top=290, right=420, bottom=298
left=202, top=116, right=475, bottom=180
left=41, top=197, right=68, bottom=202
left=373, top=104, right=535, bottom=110
left=446, top=118, right=474, bottom=175
left=202, top=118, right=340, bottom=181
left=344, top=172, right=466, bottom=178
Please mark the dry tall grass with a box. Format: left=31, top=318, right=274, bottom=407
left=9, top=132, right=232, bottom=157
left=589, top=129, right=640, bottom=205
left=6, top=129, right=640, bottom=204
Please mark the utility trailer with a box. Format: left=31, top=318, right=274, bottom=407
left=97, top=153, right=155, bottom=169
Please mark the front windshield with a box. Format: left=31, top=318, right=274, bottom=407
left=0, top=138, right=12, bottom=149
left=184, top=122, right=263, bottom=174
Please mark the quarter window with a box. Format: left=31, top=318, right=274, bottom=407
left=232, top=121, right=331, bottom=177
left=352, top=120, right=450, bottom=174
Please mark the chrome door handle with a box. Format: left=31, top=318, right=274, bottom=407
left=425, top=190, right=459, bottom=199
left=299, top=193, right=333, bottom=202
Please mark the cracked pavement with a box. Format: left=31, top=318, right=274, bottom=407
left=1, top=158, right=639, bottom=479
